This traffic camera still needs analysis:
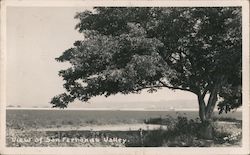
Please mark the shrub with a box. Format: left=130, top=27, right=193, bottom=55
left=142, top=116, right=242, bottom=147
left=144, top=115, right=176, bottom=129
left=144, top=117, right=164, bottom=124
left=141, top=116, right=202, bottom=146
left=213, top=129, right=242, bottom=145
left=143, top=129, right=165, bottom=147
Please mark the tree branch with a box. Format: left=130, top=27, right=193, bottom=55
left=201, top=83, right=210, bottom=99
left=132, top=85, right=164, bottom=93
left=132, top=80, right=195, bottom=94
left=159, top=80, right=195, bottom=93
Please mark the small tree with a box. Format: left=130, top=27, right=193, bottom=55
left=51, top=7, right=242, bottom=139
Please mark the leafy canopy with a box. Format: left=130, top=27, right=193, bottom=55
left=51, top=7, right=242, bottom=113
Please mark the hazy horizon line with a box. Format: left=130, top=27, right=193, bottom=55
left=6, top=107, right=242, bottom=112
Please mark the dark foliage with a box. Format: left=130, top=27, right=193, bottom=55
left=51, top=7, right=242, bottom=115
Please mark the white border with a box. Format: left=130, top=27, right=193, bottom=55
left=0, top=0, right=249, bottom=155
left=0, top=0, right=7, bottom=154
left=241, top=0, right=250, bottom=153
left=0, top=0, right=247, bottom=7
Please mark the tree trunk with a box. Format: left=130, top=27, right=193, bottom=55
left=205, top=84, right=219, bottom=119
left=198, top=96, right=206, bottom=122
left=197, top=86, right=219, bottom=140
left=198, top=97, right=213, bottom=139
left=199, top=119, right=214, bottom=140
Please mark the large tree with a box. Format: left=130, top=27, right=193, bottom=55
left=51, top=7, right=242, bottom=139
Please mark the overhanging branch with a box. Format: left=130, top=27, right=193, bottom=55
left=132, top=81, right=195, bottom=94
left=132, top=85, right=164, bottom=92
left=159, top=80, right=195, bottom=93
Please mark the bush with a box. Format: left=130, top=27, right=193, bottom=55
left=144, top=115, right=176, bottom=129
left=144, top=117, right=164, bottom=124
left=143, top=129, right=165, bottom=147
left=142, top=116, right=242, bottom=147
left=141, top=116, right=202, bottom=146
left=213, top=126, right=242, bottom=145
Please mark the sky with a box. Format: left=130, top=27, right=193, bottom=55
left=6, top=7, right=197, bottom=108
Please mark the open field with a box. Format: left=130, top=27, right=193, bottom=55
left=6, top=109, right=242, bottom=147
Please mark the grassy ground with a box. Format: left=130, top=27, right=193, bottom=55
left=6, top=109, right=241, bottom=130
left=6, top=114, right=242, bottom=147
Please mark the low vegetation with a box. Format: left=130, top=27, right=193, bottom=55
left=6, top=113, right=242, bottom=147
left=142, top=116, right=242, bottom=147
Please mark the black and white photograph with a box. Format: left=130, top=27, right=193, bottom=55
left=0, top=0, right=249, bottom=154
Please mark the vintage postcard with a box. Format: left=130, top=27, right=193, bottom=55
left=0, top=0, right=249, bottom=154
